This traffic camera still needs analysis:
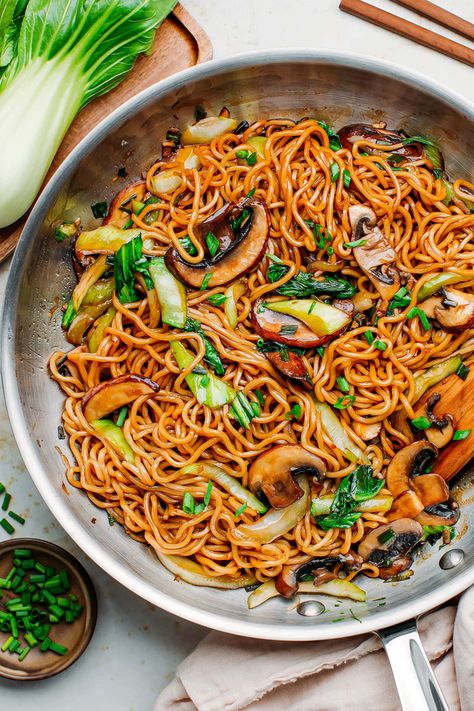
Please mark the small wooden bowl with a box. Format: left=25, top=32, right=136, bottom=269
left=0, top=538, right=97, bottom=680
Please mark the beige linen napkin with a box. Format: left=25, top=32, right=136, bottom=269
left=155, top=586, right=474, bottom=711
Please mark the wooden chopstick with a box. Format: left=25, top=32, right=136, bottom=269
left=339, top=0, right=474, bottom=68
left=389, top=0, right=474, bottom=42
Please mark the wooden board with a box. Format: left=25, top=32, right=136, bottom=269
left=0, top=4, right=212, bottom=264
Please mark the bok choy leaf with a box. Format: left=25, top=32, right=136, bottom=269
left=0, top=0, right=176, bottom=228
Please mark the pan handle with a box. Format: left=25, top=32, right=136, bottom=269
left=377, top=619, right=450, bottom=711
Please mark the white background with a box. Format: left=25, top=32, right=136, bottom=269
left=0, top=1, right=473, bottom=709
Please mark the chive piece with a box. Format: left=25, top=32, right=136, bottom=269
left=374, top=340, right=387, bottom=351
left=205, top=231, right=220, bottom=257
left=279, top=324, right=298, bottom=335
left=364, top=330, right=374, bottom=345
left=9, top=512, right=25, bottom=525
left=344, top=238, right=367, bottom=248
left=455, top=362, right=469, bottom=380
left=330, top=162, right=340, bottom=181
left=0, top=483, right=5, bottom=495
left=207, top=293, right=227, bottom=306
left=2, top=493, right=11, bottom=511
left=334, top=395, right=356, bottom=410
left=453, top=429, right=471, bottom=441
left=18, top=645, right=31, bottom=662
left=308, top=301, right=316, bottom=314
left=411, top=416, right=431, bottom=430
left=285, top=404, right=302, bottom=420
left=246, top=188, right=256, bottom=197
left=316, top=346, right=324, bottom=357
left=90, top=201, right=108, bottom=219
left=49, top=641, right=68, bottom=656
left=234, top=503, right=248, bottom=518
left=1, top=636, right=14, bottom=652
left=179, top=236, right=198, bottom=257
left=24, top=632, right=38, bottom=647
left=255, top=390, right=265, bottom=407
left=343, top=169, right=351, bottom=188
left=182, top=492, right=195, bottom=515
left=378, top=528, right=395, bottom=544
left=406, top=306, right=430, bottom=331
left=40, top=638, right=51, bottom=652
left=200, top=273, right=213, bottom=290
left=9, top=639, right=21, bottom=653
left=336, top=376, right=350, bottom=393
left=116, top=406, right=128, bottom=428
left=0, top=518, right=14, bottom=534
left=203, top=481, right=213, bottom=507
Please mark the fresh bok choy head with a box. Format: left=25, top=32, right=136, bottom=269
left=0, top=0, right=176, bottom=228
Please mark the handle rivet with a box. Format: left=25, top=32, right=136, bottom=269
left=296, top=600, right=325, bottom=617
left=439, top=548, right=464, bottom=569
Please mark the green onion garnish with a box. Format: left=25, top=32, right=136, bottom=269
left=336, top=376, right=350, bottom=393
left=330, top=162, right=340, bottom=181
left=179, top=235, right=198, bottom=257
left=182, top=492, right=195, bottom=515
left=455, top=362, right=469, bottom=380
left=279, top=324, right=298, bottom=335
left=234, top=503, right=248, bottom=518
left=246, top=188, right=256, bottom=197
left=0, top=519, right=14, bottom=534
left=204, top=481, right=213, bottom=507
left=364, top=330, right=374, bottom=345
left=378, top=528, right=395, bottom=544
left=334, top=395, right=356, bottom=410
left=453, top=429, right=471, bottom=441
left=374, top=340, right=387, bottom=351
left=343, top=169, right=351, bottom=188
left=205, top=231, right=220, bottom=257
left=116, top=406, right=128, bottom=428
left=285, top=404, right=302, bottom=420
left=200, top=272, right=213, bottom=290
left=90, top=201, right=108, bottom=219
left=344, top=238, right=367, bottom=248
left=236, top=149, right=257, bottom=166
left=8, top=512, right=25, bottom=525
left=406, top=306, right=430, bottom=331
left=207, top=293, right=227, bottom=306
left=411, top=416, right=431, bottom=430
left=255, top=390, right=265, bottom=407
left=2, top=493, right=11, bottom=511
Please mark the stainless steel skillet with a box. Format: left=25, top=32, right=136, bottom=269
left=2, top=51, right=474, bottom=710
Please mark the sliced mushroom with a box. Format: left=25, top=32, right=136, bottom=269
left=103, top=181, right=147, bottom=228
left=358, top=518, right=423, bottom=578
left=418, top=288, right=474, bottom=332
left=348, top=205, right=402, bottom=304
left=275, top=551, right=362, bottom=598
left=338, top=124, right=422, bottom=160
left=386, top=490, right=425, bottom=521
left=82, top=374, right=159, bottom=422
left=422, top=393, right=455, bottom=448
left=411, top=473, right=449, bottom=507
left=265, top=350, right=312, bottom=385
left=248, top=445, right=325, bottom=509
left=165, top=198, right=269, bottom=289
left=386, top=441, right=438, bottom=497
left=415, top=500, right=460, bottom=527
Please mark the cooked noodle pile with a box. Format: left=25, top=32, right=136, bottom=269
left=49, top=116, right=474, bottom=590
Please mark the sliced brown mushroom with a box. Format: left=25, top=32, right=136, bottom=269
left=165, top=198, right=269, bottom=289
left=348, top=205, right=403, bottom=304
left=275, top=551, right=362, bottom=598
left=265, top=350, right=312, bottom=385
left=422, top=393, right=455, bottom=448
left=103, top=180, right=147, bottom=228
left=82, top=374, right=159, bottom=422
left=248, top=445, right=325, bottom=509
left=386, top=490, right=425, bottom=521
left=386, top=441, right=438, bottom=497
left=415, top=500, right=460, bottom=527
left=338, top=124, right=423, bottom=160
left=418, top=288, right=474, bottom=332
left=358, top=518, right=423, bottom=578
left=411, top=474, right=449, bottom=507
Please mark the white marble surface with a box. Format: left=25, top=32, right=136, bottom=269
left=0, top=1, right=473, bottom=709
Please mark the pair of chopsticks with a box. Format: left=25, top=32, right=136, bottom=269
left=340, top=0, right=474, bottom=68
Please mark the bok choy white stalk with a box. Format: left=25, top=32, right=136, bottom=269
left=0, top=0, right=176, bottom=228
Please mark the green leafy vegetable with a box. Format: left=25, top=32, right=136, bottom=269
left=171, top=341, right=235, bottom=408
left=285, top=404, right=302, bottom=420
left=234, top=503, right=248, bottom=518
left=364, top=330, right=374, bottom=345
left=453, top=429, right=471, bottom=441
left=330, top=162, right=340, bottom=181
left=236, top=149, right=257, bottom=166
left=184, top=318, right=225, bottom=376
left=387, top=287, right=411, bottom=315
left=406, top=306, right=430, bottom=331
left=344, top=238, right=367, bottom=248
left=179, top=235, right=198, bottom=256
left=91, top=201, right=107, bottom=219
left=374, top=340, right=387, bottom=351
left=317, top=120, right=342, bottom=151
left=411, top=416, right=431, bottom=430
left=114, top=233, right=144, bottom=303
left=230, top=391, right=258, bottom=429
left=182, top=492, right=195, bottom=515
left=200, top=272, right=213, bottom=290
left=422, top=524, right=454, bottom=541
left=207, top=293, right=227, bottom=306
left=205, top=231, right=220, bottom=257
left=0, top=0, right=177, bottom=228
left=336, top=376, right=350, bottom=393
left=343, top=169, right=351, bottom=188
left=267, top=263, right=356, bottom=299
left=316, top=465, right=383, bottom=530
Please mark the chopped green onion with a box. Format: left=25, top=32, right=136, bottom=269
left=0, top=518, right=14, bottom=534
left=234, top=503, right=248, bottom=518
left=279, top=324, right=298, bottom=335
left=205, top=231, right=220, bottom=257
left=330, top=162, right=340, bottom=181
left=207, top=293, right=227, bottom=306
left=49, top=641, right=68, bottom=656
left=411, top=416, right=431, bottom=430
left=453, top=429, right=471, bottom=441
left=374, top=340, right=387, bottom=351
left=90, top=201, right=107, bottom=219
left=316, top=346, right=325, bottom=357
left=406, top=306, right=431, bottom=331
left=378, top=528, right=395, bottom=544
left=2, top=493, right=11, bottom=511
left=364, top=330, right=374, bottom=345
left=182, top=492, right=195, bottom=515
left=204, top=481, right=213, bottom=507
left=179, top=235, right=198, bottom=257
left=455, top=362, right=469, bottom=381
left=255, top=390, right=265, bottom=407
left=344, top=238, right=367, bottom=248
left=334, top=395, right=355, bottom=410
left=236, top=149, right=257, bottom=166
left=336, top=376, right=350, bottom=393
left=200, top=272, right=213, bottom=290
left=0, top=483, right=4, bottom=495
left=8, top=512, right=25, bottom=525
left=246, top=188, right=256, bottom=197
left=116, top=406, right=128, bottom=428
left=285, top=404, right=302, bottom=420
left=230, top=391, right=258, bottom=429
left=343, top=169, right=351, bottom=188
left=13, top=550, right=32, bottom=559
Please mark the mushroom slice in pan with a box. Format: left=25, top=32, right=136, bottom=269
left=275, top=551, right=362, bottom=598
left=421, top=393, right=455, bottom=448
left=416, top=500, right=460, bottom=527
left=248, top=445, right=325, bottom=509
left=165, top=198, right=269, bottom=289
left=358, top=518, right=423, bottom=579
left=411, top=474, right=449, bottom=508
left=418, top=288, right=474, bottom=332
left=103, top=180, right=147, bottom=228
left=386, top=490, right=425, bottom=521
left=265, top=350, right=311, bottom=385
left=386, top=441, right=438, bottom=497
left=82, top=374, right=159, bottom=422
left=348, top=204, right=403, bottom=304
left=338, top=124, right=423, bottom=160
